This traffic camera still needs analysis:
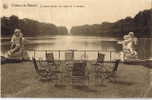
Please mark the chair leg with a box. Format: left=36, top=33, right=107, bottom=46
left=94, top=74, right=98, bottom=86
left=87, top=76, right=89, bottom=86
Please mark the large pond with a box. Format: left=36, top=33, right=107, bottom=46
left=0, top=35, right=134, bottom=61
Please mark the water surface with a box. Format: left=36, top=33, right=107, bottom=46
left=1, top=35, right=121, bottom=60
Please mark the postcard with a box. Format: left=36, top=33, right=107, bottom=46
left=1, top=0, right=152, bottom=98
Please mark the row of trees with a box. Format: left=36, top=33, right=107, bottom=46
left=1, top=9, right=152, bottom=37
left=71, top=9, right=152, bottom=38
left=1, top=15, right=68, bottom=37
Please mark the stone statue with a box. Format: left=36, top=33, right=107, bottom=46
left=118, top=32, right=138, bottom=61
left=7, top=29, right=24, bottom=59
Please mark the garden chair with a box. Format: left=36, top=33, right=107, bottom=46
left=104, top=59, right=121, bottom=79
left=32, top=57, right=62, bottom=83
left=45, top=52, right=58, bottom=70
left=32, top=57, right=51, bottom=80
left=93, top=53, right=105, bottom=78
left=94, top=58, right=120, bottom=85
left=65, top=50, right=74, bottom=72
left=96, top=52, right=105, bottom=65
left=71, top=62, right=89, bottom=86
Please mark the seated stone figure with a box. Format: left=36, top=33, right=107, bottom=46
left=7, top=29, right=24, bottom=60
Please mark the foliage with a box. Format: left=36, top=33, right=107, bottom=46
left=1, top=15, right=68, bottom=36
left=70, top=9, right=152, bottom=37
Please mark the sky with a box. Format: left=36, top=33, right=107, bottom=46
left=1, top=0, right=152, bottom=30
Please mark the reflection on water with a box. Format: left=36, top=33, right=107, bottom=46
left=1, top=35, right=121, bottom=60
left=26, top=36, right=119, bottom=50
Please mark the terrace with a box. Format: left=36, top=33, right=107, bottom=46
left=1, top=49, right=152, bottom=97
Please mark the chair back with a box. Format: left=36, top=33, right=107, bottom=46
left=97, top=53, right=105, bottom=63
left=72, top=62, right=86, bottom=76
left=32, top=57, right=40, bottom=74
left=112, top=59, right=120, bottom=72
left=65, top=50, right=74, bottom=61
left=45, top=52, right=54, bottom=63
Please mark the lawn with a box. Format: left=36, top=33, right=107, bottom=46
left=1, top=61, right=152, bottom=98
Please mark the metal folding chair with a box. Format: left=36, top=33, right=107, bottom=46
left=71, top=62, right=89, bottom=86
left=32, top=57, right=52, bottom=80
left=96, top=53, right=105, bottom=64
left=104, top=59, right=121, bottom=80
left=45, top=52, right=57, bottom=70
left=94, top=53, right=105, bottom=72
left=94, top=58, right=121, bottom=85
left=93, top=53, right=106, bottom=85
left=65, top=50, right=74, bottom=72
left=32, top=57, right=62, bottom=84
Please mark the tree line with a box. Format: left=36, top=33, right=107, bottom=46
left=1, top=15, right=68, bottom=37
left=1, top=9, right=152, bottom=37
left=71, top=9, right=152, bottom=38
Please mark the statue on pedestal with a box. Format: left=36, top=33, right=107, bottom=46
left=7, top=29, right=24, bottom=60
left=118, top=32, right=138, bottom=62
